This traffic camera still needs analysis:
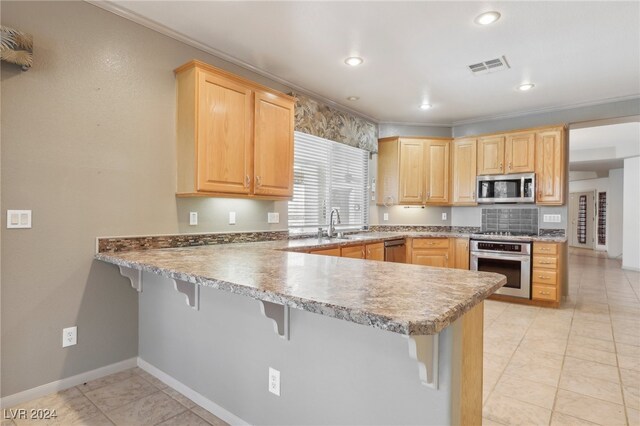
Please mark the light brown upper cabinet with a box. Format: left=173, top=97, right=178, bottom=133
left=377, top=137, right=451, bottom=206
left=175, top=60, right=294, bottom=199
left=424, top=139, right=450, bottom=205
left=505, top=132, right=535, bottom=173
left=398, top=139, right=425, bottom=204
left=452, top=138, right=477, bottom=205
left=536, top=128, right=566, bottom=205
left=477, top=135, right=505, bottom=175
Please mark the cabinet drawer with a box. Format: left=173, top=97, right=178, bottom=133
left=341, top=245, right=365, bottom=259
left=533, top=256, right=558, bottom=270
left=532, top=284, right=557, bottom=301
left=532, top=269, right=557, bottom=285
left=413, top=238, right=450, bottom=249
left=533, top=243, right=558, bottom=255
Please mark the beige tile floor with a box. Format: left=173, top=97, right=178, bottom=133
left=483, top=248, right=640, bottom=426
left=3, top=367, right=228, bottom=426
left=4, top=248, right=639, bottom=425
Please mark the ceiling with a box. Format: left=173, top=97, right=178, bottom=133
left=99, top=1, right=640, bottom=125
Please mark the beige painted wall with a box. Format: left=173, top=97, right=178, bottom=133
left=0, top=0, right=291, bottom=396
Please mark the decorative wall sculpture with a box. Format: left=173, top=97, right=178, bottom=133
left=292, top=92, right=378, bottom=153
left=0, top=26, right=33, bottom=70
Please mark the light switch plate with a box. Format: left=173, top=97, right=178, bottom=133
left=189, top=212, right=198, bottom=226
left=268, top=367, right=280, bottom=396
left=442, top=212, right=447, bottom=220
left=543, top=214, right=561, bottom=223
left=7, top=210, right=31, bottom=229
left=229, top=212, right=236, bottom=225
left=383, top=213, right=389, bottom=221
left=267, top=212, right=279, bottom=224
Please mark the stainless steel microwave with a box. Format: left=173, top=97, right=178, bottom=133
left=476, top=173, right=536, bottom=203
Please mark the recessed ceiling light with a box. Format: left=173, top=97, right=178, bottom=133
left=346, top=96, right=360, bottom=101
left=475, top=11, right=501, bottom=25
left=518, top=83, right=535, bottom=91
left=420, top=103, right=432, bottom=110
left=344, top=56, right=364, bottom=66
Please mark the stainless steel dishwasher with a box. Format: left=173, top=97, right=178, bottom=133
left=384, top=239, right=406, bottom=263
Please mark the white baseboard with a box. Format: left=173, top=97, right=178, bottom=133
left=622, top=265, right=640, bottom=272
left=137, top=358, right=249, bottom=426
left=0, top=357, right=137, bottom=409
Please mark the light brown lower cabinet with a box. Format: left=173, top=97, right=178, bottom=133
left=453, top=238, right=470, bottom=270
left=310, top=247, right=340, bottom=257
left=531, top=242, right=563, bottom=305
left=365, top=242, right=385, bottom=261
left=341, top=245, right=365, bottom=259
left=411, top=238, right=451, bottom=268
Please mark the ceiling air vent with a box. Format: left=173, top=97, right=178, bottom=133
left=468, top=56, right=510, bottom=75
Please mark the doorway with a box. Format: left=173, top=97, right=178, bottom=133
left=569, top=191, right=595, bottom=249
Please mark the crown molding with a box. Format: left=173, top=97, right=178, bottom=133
left=84, top=0, right=380, bottom=124
left=451, top=94, right=640, bottom=127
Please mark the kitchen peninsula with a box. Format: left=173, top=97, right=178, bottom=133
left=96, top=232, right=506, bottom=425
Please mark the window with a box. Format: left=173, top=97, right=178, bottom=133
left=288, top=132, right=369, bottom=233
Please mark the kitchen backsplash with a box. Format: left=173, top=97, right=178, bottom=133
left=481, top=208, right=539, bottom=234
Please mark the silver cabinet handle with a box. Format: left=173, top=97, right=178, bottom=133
left=255, top=176, right=262, bottom=187
left=499, top=162, right=503, bottom=169
left=244, top=175, right=250, bottom=188
left=537, top=275, right=550, bottom=280
left=508, top=162, right=512, bottom=170
left=426, top=191, right=430, bottom=199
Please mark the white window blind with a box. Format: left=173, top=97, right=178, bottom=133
left=288, top=132, right=369, bottom=232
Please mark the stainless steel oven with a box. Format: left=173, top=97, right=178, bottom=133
left=470, top=240, right=532, bottom=299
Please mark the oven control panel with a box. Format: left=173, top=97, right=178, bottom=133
left=470, top=240, right=532, bottom=255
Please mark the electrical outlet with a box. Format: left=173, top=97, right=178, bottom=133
left=229, top=212, right=236, bottom=225
left=268, top=367, right=280, bottom=396
left=7, top=210, right=31, bottom=229
left=442, top=212, right=447, bottom=220
left=62, top=326, right=77, bottom=348
left=383, top=213, right=389, bottom=221
left=189, top=212, right=198, bottom=226
left=267, top=212, right=279, bottom=224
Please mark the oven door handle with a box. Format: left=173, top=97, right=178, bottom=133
left=471, top=253, right=530, bottom=262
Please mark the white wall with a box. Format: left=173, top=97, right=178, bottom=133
left=608, top=169, right=624, bottom=259
left=623, top=158, right=640, bottom=270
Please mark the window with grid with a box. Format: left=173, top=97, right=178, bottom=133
left=288, top=132, right=369, bottom=233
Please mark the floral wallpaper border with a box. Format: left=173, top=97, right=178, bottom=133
left=291, top=92, right=378, bottom=153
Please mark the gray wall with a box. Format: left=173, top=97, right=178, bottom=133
left=379, top=123, right=452, bottom=138
left=1, top=1, right=290, bottom=396
left=139, top=271, right=459, bottom=425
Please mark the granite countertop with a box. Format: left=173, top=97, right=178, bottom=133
left=96, top=238, right=507, bottom=336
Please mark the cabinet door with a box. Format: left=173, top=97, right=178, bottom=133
left=197, top=71, right=252, bottom=194
left=412, top=249, right=449, bottom=268
left=477, top=136, right=505, bottom=175
left=398, top=139, right=425, bottom=204
left=453, top=238, right=470, bottom=270
left=506, top=132, right=535, bottom=173
left=425, top=140, right=450, bottom=204
left=365, top=242, right=385, bottom=261
left=452, top=138, right=477, bottom=205
left=310, top=247, right=341, bottom=257
left=253, top=91, right=294, bottom=197
left=536, top=129, right=565, bottom=205
left=341, top=245, right=365, bottom=259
